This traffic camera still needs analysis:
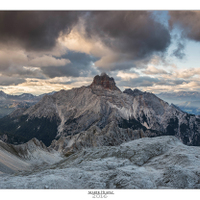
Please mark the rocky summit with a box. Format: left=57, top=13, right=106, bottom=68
left=90, top=72, right=121, bottom=91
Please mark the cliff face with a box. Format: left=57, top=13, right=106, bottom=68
left=90, top=72, right=121, bottom=91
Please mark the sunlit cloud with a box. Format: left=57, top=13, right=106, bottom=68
left=117, top=71, right=139, bottom=80
left=0, top=11, right=200, bottom=95
left=143, top=66, right=168, bottom=75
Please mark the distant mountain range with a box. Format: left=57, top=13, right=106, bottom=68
left=157, top=91, right=200, bottom=115
left=175, top=101, right=200, bottom=115
left=157, top=91, right=200, bottom=102
left=0, top=91, right=55, bottom=118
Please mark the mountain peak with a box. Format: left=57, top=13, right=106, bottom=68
left=123, top=88, right=144, bottom=97
left=90, top=73, right=120, bottom=91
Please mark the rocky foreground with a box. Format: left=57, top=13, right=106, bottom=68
left=0, top=138, right=62, bottom=174
left=1, top=136, right=200, bottom=189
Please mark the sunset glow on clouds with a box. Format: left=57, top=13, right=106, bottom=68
left=1, top=11, right=200, bottom=94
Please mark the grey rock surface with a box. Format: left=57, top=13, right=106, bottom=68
left=0, top=138, right=62, bottom=174
left=51, top=122, right=143, bottom=154
left=0, top=90, right=55, bottom=118
left=1, top=136, right=200, bottom=189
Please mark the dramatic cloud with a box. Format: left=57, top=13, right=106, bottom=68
left=0, top=76, right=26, bottom=86
left=116, top=71, right=139, bottom=80
left=143, top=66, right=168, bottom=75
left=2, top=76, right=94, bottom=95
left=174, top=68, right=200, bottom=79
left=118, top=76, right=160, bottom=87
left=0, top=48, right=70, bottom=78
left=83, top=11, right=171, bottom=64
left=0, top=11, right=172, bottom=79
left=117, top=73, right=189, bottom=90
left=29, top=55, right=70, bottom=67
left=41, top=51, right=99, bottom=78
left=172, top=41, right=186, bottom=59
left=169, top=11, right=200, bottom=42
left=84, top=11, right=171, bottom=57
left=62, top=11, right=172, bottom=71
left=0, top=11, right=200, bottom=94
left=0, top=11, right=82, bottom=51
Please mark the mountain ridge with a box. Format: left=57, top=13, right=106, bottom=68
left=0, top=137, right=62, bottom=174
left=0, top=90, right=56, bottom=118
left=0, top=73, right=200, bottom=151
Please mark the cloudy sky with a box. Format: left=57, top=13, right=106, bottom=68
left=1, top=11, right=200, bottom=95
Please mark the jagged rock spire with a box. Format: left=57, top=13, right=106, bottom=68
left=123, top=88, right=144, bottom=97
left=90, top=73, right=120, bottom=91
